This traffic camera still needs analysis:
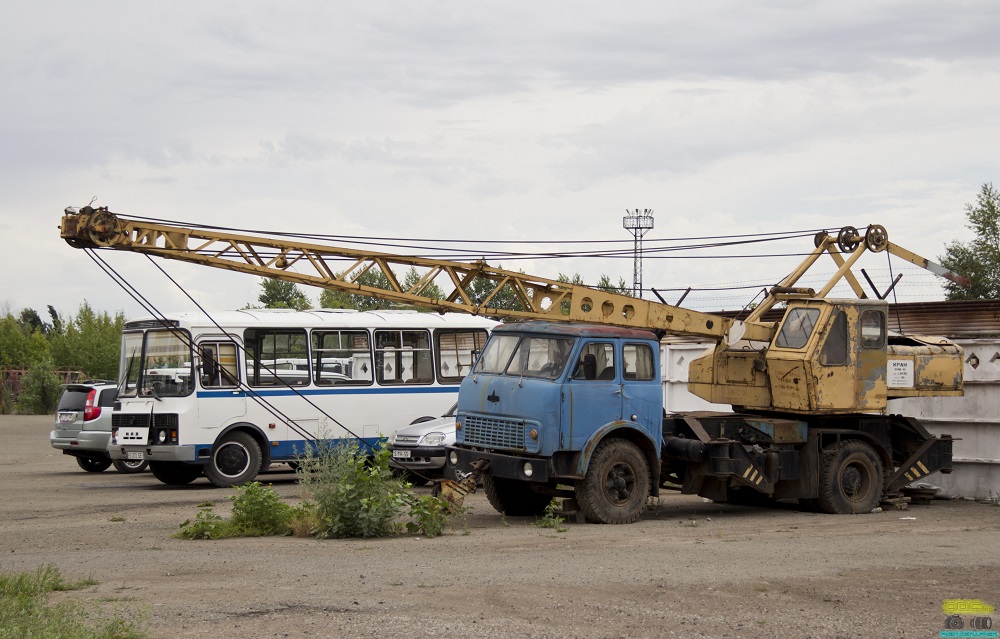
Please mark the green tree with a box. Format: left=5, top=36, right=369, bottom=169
left=940, top=183, right=1000, bottom=300
left=319, top=269, right=395, bottom=311
left=0, top=313, right=51, bottom=367
left=256, top=278, right=312, bottom=310
left=15, top=357, right=62, bottom=414
left=48, top=303, right=125, bottom=379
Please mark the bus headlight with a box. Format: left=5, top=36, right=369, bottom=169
left=157, top=429, right=167, bottom=444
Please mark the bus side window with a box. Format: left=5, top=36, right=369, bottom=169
left=201, top=343, right=239, bottom=388
left=375, top=330, right=432, bottom=385
left=435, top=329, right=489, bottom=383
left=312, top=330, right=372, bottom=386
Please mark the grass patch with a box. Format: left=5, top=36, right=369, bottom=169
left=533, top=499, right=568, bottom=532
left=0, top=565, right=148, bottom=639
left=176, top=442, right=462, bottom=541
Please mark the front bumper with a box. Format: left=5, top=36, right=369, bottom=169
left=448, top=446, right=550, bottom=483
left=108, top=444, right=197, bottom=463
left=388, top=445, right=447, bottom=473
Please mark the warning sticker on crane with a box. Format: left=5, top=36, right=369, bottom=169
left=887, top=359, right=914, bottom=388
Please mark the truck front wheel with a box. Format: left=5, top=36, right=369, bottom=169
left=482, top=475, right=551, bottom=516
left=818, top=440, right=884, bottom=514
left=149, top=461, right=203, bottom=486
left=577, top=439, right=650, bottom=524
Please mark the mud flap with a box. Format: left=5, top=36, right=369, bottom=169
left=889, top=435, right=954, bottom=492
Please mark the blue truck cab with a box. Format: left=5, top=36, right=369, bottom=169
left=448, top=322, right=663, bottom=523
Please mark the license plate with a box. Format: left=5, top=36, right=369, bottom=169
left=392, top=449, right=411, bottom=459
left=58, top=413, right=75, bottom=424
left=126, top=451, right=144, bottom=460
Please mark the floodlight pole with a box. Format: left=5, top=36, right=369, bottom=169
left=623, top=209, right=654, bottom=299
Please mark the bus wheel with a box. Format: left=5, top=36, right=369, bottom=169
left=577, top=438, right=650, bottom=524
left=818, top=440, right=883, bottom=514
left=76, top=455, right=112, bottom=472
left=149, top=461, right=203, bottom=485
left=205, top=431, right=262, bottom=487
left=482, top=475, right=550, bottom=516
left=112, top=458, right=149, bottom=474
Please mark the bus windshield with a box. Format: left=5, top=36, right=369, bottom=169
left=118, top=329, right=194, bottom=398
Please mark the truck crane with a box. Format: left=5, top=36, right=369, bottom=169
left=60, top=206, right=966, bottom=521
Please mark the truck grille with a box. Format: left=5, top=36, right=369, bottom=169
left=463, top=415, right=526, bottom=451
left=113, top=413, right=179, bottom=429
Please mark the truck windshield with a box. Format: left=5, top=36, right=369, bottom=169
left=117, top=329, right=194, bottom=398
left=473, top=334, right=575, bottom=379
left=505, top=336, right=574, bottom=379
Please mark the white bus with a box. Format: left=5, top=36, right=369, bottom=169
left=108, top=309, right=496, bottom=486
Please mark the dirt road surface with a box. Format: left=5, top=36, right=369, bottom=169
left=2, top=414, right=998, bottom=638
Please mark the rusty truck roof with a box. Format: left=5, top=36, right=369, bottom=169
left=492, top=321, right=658, bottom=340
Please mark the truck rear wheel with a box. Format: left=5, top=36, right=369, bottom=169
left=149, top=461, right=203, bottom=486
left=818, top=440, right=883, bottom=514
left=204, top=431, right=262, bottom=487
left=482, top=475, right=551, bottom=516
left=577, top=439, right=650, bottom=524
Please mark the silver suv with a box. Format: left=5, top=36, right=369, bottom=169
left=388, top=403, right=456, bottom=485
left=51, top=381, right=148, bottom=474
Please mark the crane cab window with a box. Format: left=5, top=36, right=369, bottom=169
left=819, top=311, right=848, bottom=366
left=775, top=308, right=820, bottom=349
left=861, top=310, right=885, bottom=349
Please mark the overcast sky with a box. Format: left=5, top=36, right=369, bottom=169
left=3, top=1, right=999, bottom=321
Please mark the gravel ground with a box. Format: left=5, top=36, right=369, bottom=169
left=2, top=414, right=998, bottom=638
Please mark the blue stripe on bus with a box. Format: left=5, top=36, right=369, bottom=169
left=196, top=387, right=459, bottom=399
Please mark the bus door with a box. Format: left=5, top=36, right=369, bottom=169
left=197, top=340, right=246, bottom=430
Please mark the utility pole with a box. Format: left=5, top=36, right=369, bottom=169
left=623, top=209, right=654, bottom=298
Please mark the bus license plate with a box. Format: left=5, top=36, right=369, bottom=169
left=392, top=450, right=411, bottom=459
left=126, top=451, right=144, bottom=460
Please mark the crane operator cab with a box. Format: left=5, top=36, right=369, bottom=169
left=687, top=298, right=963, bottom=415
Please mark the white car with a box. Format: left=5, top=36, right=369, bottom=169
left=388, top=403, right=456, bottom=485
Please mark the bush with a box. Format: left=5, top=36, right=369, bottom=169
left=230, top=482, right=291, bottom=536
left=405, top=494, right=453, bottom=537
left=15, top=358, right=62, bottom=414
left=176, top=507, right=229, bottom=540
left=296, top=441, right=409, bottom=538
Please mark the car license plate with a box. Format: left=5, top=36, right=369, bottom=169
left=126, top=451, right=144, bottom=460
left=58, top=413, right=75, bottom=424
left=392, top=450, right=411, bottom=459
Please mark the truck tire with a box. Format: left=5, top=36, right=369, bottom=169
left=204, top=431, right=263, bottom=487
left=149, top=461, right=203, bottom=486
left=482, top=475, right=551, bottom=516
left=577, top=438, right=650, bottom=524
left=818, top=440, right=883, bottom=514
left=112, top=458, right=149, bottom=474
left=76, top=455, right=112, bottom=472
